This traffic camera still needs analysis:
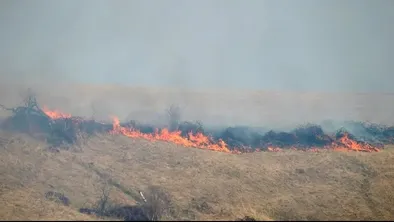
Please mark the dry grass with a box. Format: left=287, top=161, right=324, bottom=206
left=1, top=84, right=394, bottom=220
left=0, top=187, right=100, bottom=221
left=0, top=129, right=394, bottom=220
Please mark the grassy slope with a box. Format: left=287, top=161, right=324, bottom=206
left=1, top=84, right=394, bottom=220
left=0, top=187, right=100, bottom=221
left=1, top=130, right=394, bottom=220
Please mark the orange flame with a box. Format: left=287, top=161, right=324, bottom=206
left=42, top=107, right=72, bottom=119
left=41, top=107, right=381, bottom=154
left=332, top=132, right=380, bottom=152
left=264, top=133, right=381, bottom=153
left=110, top=117, right=235, bottom=153
left=267, top=147, right=282, bottom=152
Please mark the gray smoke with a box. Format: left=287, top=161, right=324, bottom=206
left=1, top=0, right=393, bottom=90
left=0, top=0, right=393, bottom=131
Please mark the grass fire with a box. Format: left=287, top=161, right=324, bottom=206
left=1, top=90, right=394, bottom=221
left=0, top=92, right=391, bottom=154
left=2, top=1, right=394, bottom=220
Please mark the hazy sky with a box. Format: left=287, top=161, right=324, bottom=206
left=0, top=0, right=393, bottom=92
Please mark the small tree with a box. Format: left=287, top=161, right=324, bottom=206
left=95, top=180, right=113, bottom=216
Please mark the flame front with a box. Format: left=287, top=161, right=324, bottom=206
left=110, top=117, right=233, bottom=153
left=42, top=106, right=72, bottom=119
left=266, top=133, right=381, bottom=153
left=41, top=107, right=381, bottom=154
left=332, top=132, right=380, bottom=152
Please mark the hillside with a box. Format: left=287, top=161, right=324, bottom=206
left=1, top=128, right=394, bottom=220
left=1, top=84, right=394, bottom=220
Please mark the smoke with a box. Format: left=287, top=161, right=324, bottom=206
left=0, top=0, right=393, bottom=129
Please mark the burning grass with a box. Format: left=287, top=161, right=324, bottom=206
left=1, top=92, right=393, bottom=154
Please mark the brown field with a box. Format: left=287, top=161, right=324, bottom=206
left=1, top=83, right=394, bottom=220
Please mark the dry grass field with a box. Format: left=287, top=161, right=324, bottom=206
left=1, top=83, right=394, bottom=220
left=1, top=131, right=394, bottom=220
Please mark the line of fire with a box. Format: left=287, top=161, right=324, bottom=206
left=1, top=93, right=393, bottom=154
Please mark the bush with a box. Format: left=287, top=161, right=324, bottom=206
left=79, top=185, right=174, bottom=221
left=44, top=191, right=70, bottom=206
left=141, top=186, right=174, bottom=221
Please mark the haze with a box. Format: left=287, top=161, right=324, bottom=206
left=0, top=0, right=393, bottom=92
